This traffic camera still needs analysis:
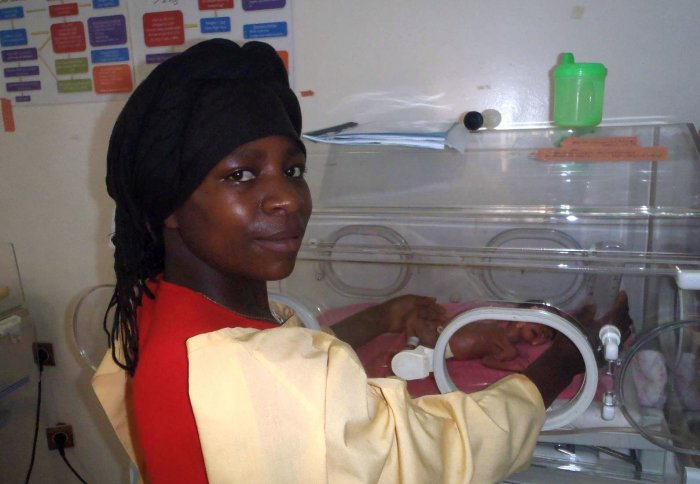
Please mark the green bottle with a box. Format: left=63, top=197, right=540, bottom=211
left=553, top=53, right=608, bottom=128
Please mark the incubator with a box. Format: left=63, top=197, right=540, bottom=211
left=270, top=122, right=700, bottom=482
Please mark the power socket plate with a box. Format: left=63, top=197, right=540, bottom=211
left=33, top=342, right=55, bottom=366
left=46, top=424, right=74, bottom=450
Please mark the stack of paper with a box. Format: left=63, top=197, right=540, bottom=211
left=302, top=121, right=455, bottom=150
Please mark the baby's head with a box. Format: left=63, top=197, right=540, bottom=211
left=509, top=300, right=561, bottom=345
left=513, top=321, right=556, bottom=346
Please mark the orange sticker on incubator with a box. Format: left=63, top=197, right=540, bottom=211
left=536, top=136, right=668, bottom=162
left=561, top=136, right=638, bottom=148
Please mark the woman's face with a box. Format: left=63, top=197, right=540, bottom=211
left=166, top=135, right=312, bottom=282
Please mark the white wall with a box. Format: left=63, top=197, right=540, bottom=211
left=294, top=1, right=700, bottom=130
left=1, top=2, right=699, bottom=482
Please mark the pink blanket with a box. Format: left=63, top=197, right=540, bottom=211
left=320, top=303, right=595, bottom=400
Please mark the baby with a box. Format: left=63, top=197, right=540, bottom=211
left=389, top=302, right=560, bottom=378
left=445, top=319, right=555, bottom=371
left=397, top=300, right=560, bottom=372
left=416, top=295, right=629, bottom=372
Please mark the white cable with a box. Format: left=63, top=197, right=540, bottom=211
left=432, top=307, right=598, bottom=431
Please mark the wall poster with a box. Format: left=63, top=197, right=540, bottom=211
left=0, top=0, right=294, bottom=106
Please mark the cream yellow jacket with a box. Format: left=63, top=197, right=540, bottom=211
left=92, top=315, right=545, bottom=483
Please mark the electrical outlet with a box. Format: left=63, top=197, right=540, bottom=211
left=46, top=424, right=74, bottom=450
left=33, top=342, right=55, bottom=366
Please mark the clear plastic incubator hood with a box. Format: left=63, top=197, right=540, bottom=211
left=271, top=123, right=700, bottom=482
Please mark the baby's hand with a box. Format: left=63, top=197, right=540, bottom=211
left=380, top=295, right=448, bottom=347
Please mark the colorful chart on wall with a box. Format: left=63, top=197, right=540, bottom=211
left=0, top=0, right=294, bottom=106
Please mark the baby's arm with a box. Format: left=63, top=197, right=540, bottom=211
left=481, top=338, right=525, bottom=371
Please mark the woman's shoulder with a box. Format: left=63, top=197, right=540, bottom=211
left=186, top=325, right=338, bottom=354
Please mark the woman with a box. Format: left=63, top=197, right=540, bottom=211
left=93, top=38, right=631, bottom=483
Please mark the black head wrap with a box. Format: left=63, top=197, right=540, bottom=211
left=104, top=39, right=303, bottom=374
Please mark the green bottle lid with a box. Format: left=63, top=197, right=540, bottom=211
left=555, top=52, right=607, bottom=78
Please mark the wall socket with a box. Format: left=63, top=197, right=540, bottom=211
left=32, top=342, right=55, bottom=366
left=46, top=424, right=74, bottom=450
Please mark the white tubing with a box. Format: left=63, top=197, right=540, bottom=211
left=267, top=292, right=321, bottom=330
left=432, top=307, right=598, bottom=431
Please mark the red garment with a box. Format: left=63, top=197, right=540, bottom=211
left=132, top=278, right=277, bottom=483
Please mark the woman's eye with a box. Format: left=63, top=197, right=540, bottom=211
left=227, top=169, right=256, bottom=182
left=285, top=165, right=306, bottom=178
